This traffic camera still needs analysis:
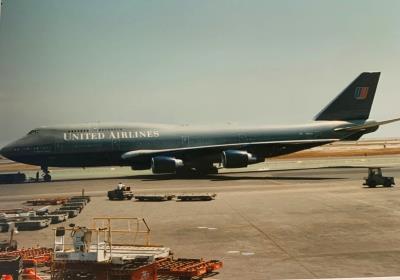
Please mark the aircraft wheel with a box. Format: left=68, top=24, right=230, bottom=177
left=43, top=174, right=51, bottom=182
left=195, top=166, right=218, bottom=175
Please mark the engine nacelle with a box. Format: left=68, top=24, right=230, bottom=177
left=222, top=150, right=258, bottom=168
left=151, top=156, right=184, bottom=174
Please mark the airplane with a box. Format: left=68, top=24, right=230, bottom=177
left=1, top=72, right=399, bottom=182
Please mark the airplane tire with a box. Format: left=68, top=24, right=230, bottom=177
left=195, top=166, right=218, bottom=175
left=44, top=174, right=51, bottom=182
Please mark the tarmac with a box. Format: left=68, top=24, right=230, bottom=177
left=1, top=156, right=400, bottom=279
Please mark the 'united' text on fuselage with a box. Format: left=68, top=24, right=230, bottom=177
left=63, top=130, right=160, bottom=141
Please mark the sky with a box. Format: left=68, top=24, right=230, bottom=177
left=0, top=0, right=399, bottom=146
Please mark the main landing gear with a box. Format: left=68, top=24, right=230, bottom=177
left=176, top=165, right=219, bottom=177
left=195, top=166, right=219, bottom=175
left=41, top=166, right=52, bottom=182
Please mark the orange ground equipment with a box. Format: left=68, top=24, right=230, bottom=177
left=50, top=217, right=223, bottom=280
left=156, top=258, right=223, bottom=279
left=22, top=268, right=44, bottom=280
left=0, top=248, right=52, bottom=267
left=51, top=218, right=168, bottom=280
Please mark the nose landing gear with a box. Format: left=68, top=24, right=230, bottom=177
left=41, top=166, right=52, bottom=182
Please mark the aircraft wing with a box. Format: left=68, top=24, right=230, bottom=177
left=121, top=138, right=339, bottom=160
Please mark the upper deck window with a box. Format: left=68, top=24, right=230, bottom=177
left=66, top=129, right=90, bottom=133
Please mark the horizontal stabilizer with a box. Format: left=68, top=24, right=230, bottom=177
left=334, top=117, right=400, bottom=132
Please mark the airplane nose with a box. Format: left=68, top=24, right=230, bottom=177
left=0, top=146, right=7, bottom=157
left=0, top=144, right=13, bottom=159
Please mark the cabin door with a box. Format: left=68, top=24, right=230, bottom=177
left=181, top=136, right=190, bottom=147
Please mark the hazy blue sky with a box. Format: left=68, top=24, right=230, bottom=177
left=0, top=0, right=399, bottom=146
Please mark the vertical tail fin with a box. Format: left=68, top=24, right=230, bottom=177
left=315, top=72, right=380, bottom=121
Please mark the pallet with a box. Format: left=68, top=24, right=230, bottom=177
left=15, top=219, right=50, bottom=231
left=176, top=194, right=216, bottom=201
left=25, top=198, right=69, bottom=206
left=134, top=194, right=175, bottom=201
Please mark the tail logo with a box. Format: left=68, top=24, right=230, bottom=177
left=354, top=87, right=369, bottom=100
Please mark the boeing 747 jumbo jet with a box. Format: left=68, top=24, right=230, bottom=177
left=1, top=72, right=399, bottom=181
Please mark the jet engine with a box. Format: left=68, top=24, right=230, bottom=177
left=222, top=150, right=258, bottom=168
left=151, top=156, right=184, bottom=174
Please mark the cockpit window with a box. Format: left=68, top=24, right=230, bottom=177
left=28, top=129, right=39, bottom=135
